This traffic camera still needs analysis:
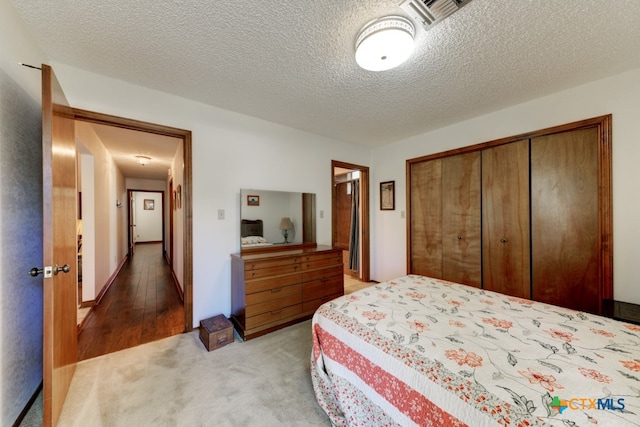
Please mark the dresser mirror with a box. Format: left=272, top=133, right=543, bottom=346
left=240, top=188, right=316, bottom=253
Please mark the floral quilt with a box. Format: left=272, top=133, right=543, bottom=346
left=311, top=275, right=640, bottom=426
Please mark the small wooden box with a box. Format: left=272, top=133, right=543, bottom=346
left=199, top=315, right=234, bottom=351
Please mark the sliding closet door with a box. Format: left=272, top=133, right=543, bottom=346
left=442, top=152, right=481, bottom=287
left=482, top=140, right=530, bottom=298
left=409, top=159, right=442, bottom=277
left=531, top=128, right=599, bottom=313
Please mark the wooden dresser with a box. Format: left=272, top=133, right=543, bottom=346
left=231, top=245, right=343, bottom=340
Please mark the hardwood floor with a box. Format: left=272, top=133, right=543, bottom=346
left=77, top=243, right=185, bottom=361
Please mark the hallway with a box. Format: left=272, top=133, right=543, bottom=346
left=77, top=243, right=185, bottom=361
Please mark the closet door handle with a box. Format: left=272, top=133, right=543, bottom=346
left=500, top=238, right=508, bottom=243
left=457, top=235, right=463, bottom=240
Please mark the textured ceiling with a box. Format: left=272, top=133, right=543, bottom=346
left=10, top=0, right=640, bottom=147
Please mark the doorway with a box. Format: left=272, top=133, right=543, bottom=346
left=73, top=108, right=193, bottom=340
left=332, top=160, right=370, bottom=293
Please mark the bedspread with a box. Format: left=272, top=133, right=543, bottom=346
left=311, top=275, right=640, bottom=426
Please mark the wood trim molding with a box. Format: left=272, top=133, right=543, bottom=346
left=172, top=269, right=184, bottom=303
left=95, top=256, right=128, bottom=306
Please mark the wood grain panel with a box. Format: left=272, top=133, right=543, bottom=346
left=409, top=159, right=442, bottom=276
left=482, top=140, right=531, bottom=298
left=335, top=181, right=352, bottom=250
left=442, top=152, right=482, bottom=287
left=531, top=128, right=599, bottom=312
left=42, top=65, right=77, bottom=427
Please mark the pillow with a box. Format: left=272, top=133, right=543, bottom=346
left=241, top=236, right=268, bottom=245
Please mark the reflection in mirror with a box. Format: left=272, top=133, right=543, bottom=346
left=240, top=189, right=316, bottom=252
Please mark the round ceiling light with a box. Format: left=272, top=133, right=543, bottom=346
left=355, top=16, right=416, bottom=72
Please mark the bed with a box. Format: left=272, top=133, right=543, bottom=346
left=240, top=219, right=272, bottom=248
left=311, top=275, right=640, bottom=426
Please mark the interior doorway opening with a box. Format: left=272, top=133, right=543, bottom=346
left=332, top=160, right=370, bottom=293
left=73, top=108, right=193, bottom=352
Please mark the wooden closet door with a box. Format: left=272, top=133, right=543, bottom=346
left=409, top=159, right=442, bottom=277
left=531, top=128, right=599, bottom=313
left=442, top=152, right=482, bottom=287
left=482, top=140, right=530, bottom=298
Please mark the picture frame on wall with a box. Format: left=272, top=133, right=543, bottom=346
left=144, top=199, right=155, bottom=210
left=247, top=195, right=260, bottom=206
left=380, top=180, right=395, bottom=211
left=176, top=185, right=182, bottom=209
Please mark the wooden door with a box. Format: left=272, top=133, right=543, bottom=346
left=531, top=128, right=599, bottom=313
left=482, top=140, right=530, bottom=298
left=42, top=64, right=77, bottom=426
left=409, top=159, right=442, bottom=277
left=334, top=180, right=352, bottom=251
left=442, top=152, right=481, bottom=287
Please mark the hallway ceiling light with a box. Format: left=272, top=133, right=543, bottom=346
left=136, top=155, right=151, bottom=166
left=355, top=16, right=416, bottom=72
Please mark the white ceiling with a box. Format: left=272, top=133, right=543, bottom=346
left=87, top=124, right=180, bottom=181
left=11, top=0, right=640, bottom=149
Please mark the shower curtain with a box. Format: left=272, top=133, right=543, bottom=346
left=349, top=179, right=359, bottom=271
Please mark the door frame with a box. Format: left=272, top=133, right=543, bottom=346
left=72, top=108, right=194, bottom=331
left=331, top=160, right=370, bottom=282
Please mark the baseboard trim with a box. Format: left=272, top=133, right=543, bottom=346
left=77, top=255, right=128, bottom=335
left=95, top=256, right=128, bottom=306
left=12, top=381, right=42, bottom=427
left=172, top=269, right=184, bottom=302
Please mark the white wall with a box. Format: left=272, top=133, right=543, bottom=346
left=134, top=191, right=163, bottom=242
left=371, top=68, right=640, bottom=305
left=0, top=2, right=48, bottom=423
left=52, top=63, right=371, bottom=324
left=76, top=121, right=127, bottom=300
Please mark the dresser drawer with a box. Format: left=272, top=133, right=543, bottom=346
left=244, top=256, right=300, bottom=271
left=301, top=255, right=342, bottom=270
left=303, top=265, right=343, bottom=282
left=303, top=275, right=344, bottom=301
left=300, top=251, right=341, bottom=263
left=245, top=273, right=302, bottom=294
left=246, top=304, right=303, bottom=330
left=246, top=291, right=302, bottom=318
left=246, top=283, right=302, bottom=306
left=245, top=263, right=301, bottom=280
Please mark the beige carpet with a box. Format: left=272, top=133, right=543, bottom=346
left=21, top=320, right=330, bottom=426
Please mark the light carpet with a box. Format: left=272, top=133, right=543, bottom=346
left=21, top=320, right=330, bottom=426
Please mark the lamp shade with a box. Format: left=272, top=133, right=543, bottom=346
left=355, top=16, right=415, bottom=72
left=279, top=217, right=293, bottom=230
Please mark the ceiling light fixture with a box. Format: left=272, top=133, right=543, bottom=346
left=136, top=155, right=151, bottom=166
left=355, top=16, right=416, bottom=72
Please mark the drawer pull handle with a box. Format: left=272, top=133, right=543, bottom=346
left=271, top=288, right=282, bottom=293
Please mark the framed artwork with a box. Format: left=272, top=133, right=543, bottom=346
left=380, top=180, right=395, bottom=211
left=247, top=195, right=260, bottom=206
left=144, top=199, right=155, bottom=210
left=176, top=185, right=182, bottom=209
